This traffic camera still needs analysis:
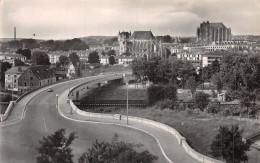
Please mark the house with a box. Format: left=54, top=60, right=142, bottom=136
left=201, top=51, right=224, bottom=67
left=67, top=61, right=81, bottom=78
left=0, top=53, right=27, bottom=66
left=18, top=65, right=56, bottom=93
left=5, top=66, right=29, bottom=91
left=116, top=56, right=134, bottom=65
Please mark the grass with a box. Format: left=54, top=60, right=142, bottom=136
left=97, top=107, right=260, bottom=157
left=78, top=83, right=260, bottom=159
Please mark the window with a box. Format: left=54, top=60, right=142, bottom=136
left=14, top=79, right=16, bottom=83
left=14, top=75, right=17, bottom=78
left=14, top=84, right=16, bottom=88
left=24, top=83, right=27, bottom=86
left=8, top=85, right=10, bottom=88
left=30, top=77, right=33, bottom=80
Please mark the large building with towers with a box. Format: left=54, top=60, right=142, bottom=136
left=118, top=31, right=159, bottom=59
left=196, top=21, right=231, bottom=44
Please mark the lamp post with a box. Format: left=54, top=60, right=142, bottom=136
left=56, top=94, right=59, bottom=129
left=126, top=82, right=129, bottom=125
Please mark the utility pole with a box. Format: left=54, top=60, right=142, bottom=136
left=126, top=82, right=129, bottom=125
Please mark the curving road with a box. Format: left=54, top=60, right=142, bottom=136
left=0, top=75, right=167, bottom=163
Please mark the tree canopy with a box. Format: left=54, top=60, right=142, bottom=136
left=78, top=134, right=158, bottom=163
left=0, top=62, right=12, bottom=82
left=108, top=56, right=116, bottom=65
left=36, top=129, right=77, bottom=163
left=32, top=51, right=51, bottom=65
left=16, top=48, right=31, bottom=60
left=88, top=51, right=100, bottom=63
left=68, top=52, right=80, bottom=65
left=210, top=125, right=251, bottom=163
left=107, top=50, right=116, bottom=56
left=59, top=55, right=69, bottom=66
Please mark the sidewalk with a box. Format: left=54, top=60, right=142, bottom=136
left=58, top=89, right=199, bottom=163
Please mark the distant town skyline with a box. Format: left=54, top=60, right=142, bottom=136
left=1, top=0, right=260, bottom=40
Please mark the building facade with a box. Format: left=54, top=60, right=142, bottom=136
left=197, top=21, right=231, bottom=44
left=118, top=31, right=158, bottom=59
left=5, top=66, right=28, bottom=91
left=18, top=65, right=56, bottom=92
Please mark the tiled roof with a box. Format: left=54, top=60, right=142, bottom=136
left=28, top=65, right=54, bottom=80
left=130, top=31, right=155, bottom=40
left=5, top=66, right=29, bottom=74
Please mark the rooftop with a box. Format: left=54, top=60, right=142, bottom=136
left=130, top=31, right=155, bottom=40
left=5, top=66, right=29, bottom=74
left=28, top=65, right=54, bottom=80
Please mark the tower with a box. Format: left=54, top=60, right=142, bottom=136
left=14, top=27, right=16, bottom=41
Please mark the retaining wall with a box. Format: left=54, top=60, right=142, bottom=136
left=69, top=99, right=224, bottom=163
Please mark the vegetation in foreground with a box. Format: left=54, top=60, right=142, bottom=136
left=36, top=129, right=158, bottom=163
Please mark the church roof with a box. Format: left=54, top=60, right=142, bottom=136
left=130, top=31, right=155, bottom=40
left=209, top=23, right=226, bottom=28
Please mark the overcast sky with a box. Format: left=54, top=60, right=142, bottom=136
left=1, top=0, right=260, bottom=40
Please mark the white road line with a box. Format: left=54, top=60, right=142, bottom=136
left=42, top=112, right=47, bottom=133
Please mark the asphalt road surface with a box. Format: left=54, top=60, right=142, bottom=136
left=0, top=75, right=167, bottom=163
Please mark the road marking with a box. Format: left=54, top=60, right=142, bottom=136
left=42, top=112, right=48, bottom=133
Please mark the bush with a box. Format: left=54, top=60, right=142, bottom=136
left=0, top=94, right=12, bottom=102
left=185, top=107, right=193, bottom=115
left=194, top=92, right=210, bottom=110
left=205, top=102, right=219, bottom=114
left=154, top=99, right=177, bottom=110
left=147, top=84, right=177, bottom=106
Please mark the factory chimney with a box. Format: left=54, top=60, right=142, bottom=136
left=14, top=27, right=16, bottom=40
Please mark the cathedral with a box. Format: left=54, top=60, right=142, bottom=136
left=196, top=21, right=232, bottom=44
left=118, top=31, right=160, bottom=59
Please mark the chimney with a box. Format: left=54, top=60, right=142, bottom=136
left=14, top=27, right=16, bottom=41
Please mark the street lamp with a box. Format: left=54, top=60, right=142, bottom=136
left=56, top=94, right=59, bottom=129
left=126, top=82, right=129, bottom=125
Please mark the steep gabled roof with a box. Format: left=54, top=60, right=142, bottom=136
left=5, top=66, right=29, bottom=74
left=209, top=23, right=226, bottom=29
left=28, top=65, right=54, bottom=80
left=130, top=31, right=155, bottom=40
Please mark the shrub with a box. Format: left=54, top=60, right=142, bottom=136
left=194, top=92, right=210, bottom=110
left=185, top=107, right=193, bottom=115
left=205, top=102, right=219, bottom=114
left=154, top=99, right=177, bottom=110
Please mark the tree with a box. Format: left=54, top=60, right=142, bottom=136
left=16, top=48, right=31, bottom=59
left=36, top=129, right=77, bottom=163
left=88, top=51, right=100, bottom=63
left=22, top=49, right=32, bottom=59
left=107, top=50, right=116, bottom=56
left=14, top=59, right=25, bottom=66
left=68, top=52, right=79, bottom=65
left=0, top=62, right=12, bottom=82
left=210, top=125, right=251, bottom=163
left=211, top=73, right=223, bottom=94
left=194, top=92, right=210, bottom=110
left=32, top=51, right=50, bottom=65
left=59, top=55, right=69, bottom=66
left=78, top=134, right=158, bottom=163
left=108, top=56, right=116, bottom=65
left=185, top=76, right=197, bottom=97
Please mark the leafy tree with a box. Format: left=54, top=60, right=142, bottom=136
left=107, top=50, right=116, bottom=56
left=59, top=55, right=69, bottom=66
left=194, top=92, right=210, bottom=110
left=103, top=37, right=118, bottom=46
left=36, top=129, right=77, bottom=163
left=210, top=125, right=251, bottom=163
left=108, top=56, right=116, bottom=65
left=185, top=76, right=197, bottom=97
left=88, top=51, right=100, bottom=64
left=238, top=89, right=256, bottom=108
left=14, top=59, right=25, bottom=66
left=209, top=59, right=220, bottom=75
left=16, top=48, right=31, bottom=59
left=32, top=51, right=50, bottom=65
left=69, top=52, right=80, bottom=65
left=201, top=66, right=211, bottom=82
left=211, top=73, right=223, bottom=94
left=101, top=51, right=106, bottom=56
left=78, top=134, right=158, bottom=163
left=0, top=62, right=12, bottom=82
